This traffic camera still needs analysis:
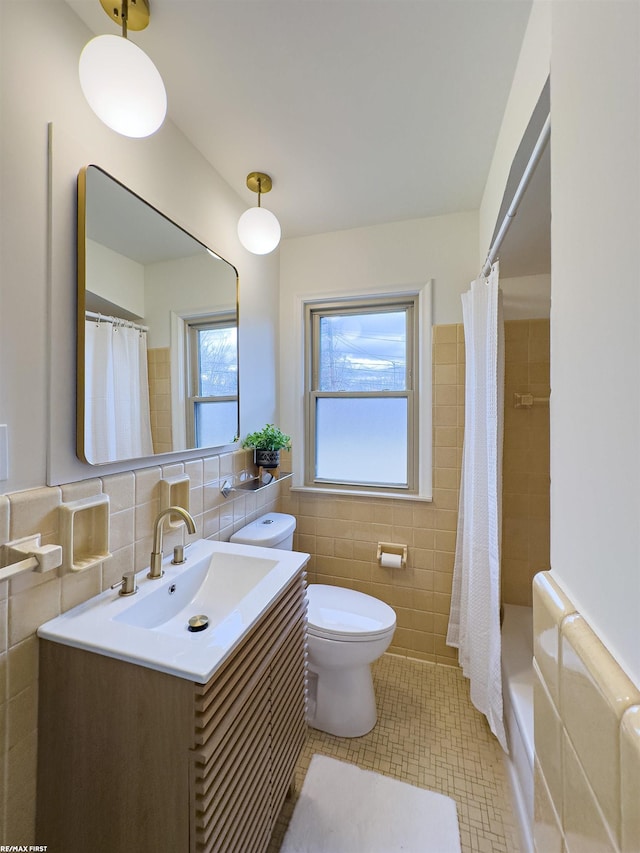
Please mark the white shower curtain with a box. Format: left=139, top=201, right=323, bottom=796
left=84, top=320, right=154, bottom=463
left=446, top=262, right=507, bottom=752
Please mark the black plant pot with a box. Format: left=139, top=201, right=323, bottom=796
left=255, top=449, right=280, bottom=469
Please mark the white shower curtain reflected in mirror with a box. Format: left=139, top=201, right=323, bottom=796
left=84, top=320, right=154, bottom=464
left=446, top=262, right=507, bottom=752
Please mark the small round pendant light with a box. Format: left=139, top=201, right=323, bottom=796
left=237, top=173, right=281, bottom=255
left=79, top=0, right=166, bottom=138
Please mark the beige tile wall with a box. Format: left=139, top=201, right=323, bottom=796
left=502, top=319, right=551, bottom=606
left=279, top=323, right=465, bottom=665
left=0, top=448, right=285, bottom=845
left=147, top=347, right=173, bottom=454
left=533, top=571, right=640, bottom=852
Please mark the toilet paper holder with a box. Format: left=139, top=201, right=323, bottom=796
left=377, top=542, right=408, bottom=569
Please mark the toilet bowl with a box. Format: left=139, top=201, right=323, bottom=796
left=230, top=512, right=396, bottom=739
left=306, top=584, right=396, bottom=737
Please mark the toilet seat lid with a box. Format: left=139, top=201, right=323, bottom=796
left=306, top=584, right=396, bottom=641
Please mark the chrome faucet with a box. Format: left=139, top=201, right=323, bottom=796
left=148, top=506, right=197, bottom=579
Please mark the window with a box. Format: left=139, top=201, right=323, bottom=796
left=186, top=314, right=238, bottom=447
left=305, top=295, right=422, bottom=494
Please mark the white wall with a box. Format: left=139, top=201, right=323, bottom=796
left=279, top=210, right=479, bottom=475
left=550, top=1, right=640, bottom=686
left=86, top=239, right=145, bottom=317
left=0, top=0, right=279, bottom=493
left=144, top=254, right=236, bottom=348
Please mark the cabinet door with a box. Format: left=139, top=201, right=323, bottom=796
left=37, top=642, right=193, bottom=853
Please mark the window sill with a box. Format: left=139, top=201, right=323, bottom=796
left=290, top=484, right=432, bottom=502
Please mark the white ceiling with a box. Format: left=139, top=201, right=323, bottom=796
left=66, top=0, right=537, bottom=244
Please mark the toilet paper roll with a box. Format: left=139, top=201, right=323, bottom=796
left=380, top=552, right=403, bottom=569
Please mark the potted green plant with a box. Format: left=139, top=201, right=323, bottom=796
left=242, top=424, right=292, bottom=469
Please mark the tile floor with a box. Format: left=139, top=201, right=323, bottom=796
left=270, top=654, right=521, bottom=853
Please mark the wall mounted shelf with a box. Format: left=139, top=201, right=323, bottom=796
left=228, top=471, right=292, bottom=494
left=160, top=475, right=190, bottom=527
left=60, top=494, right=110, bottom=572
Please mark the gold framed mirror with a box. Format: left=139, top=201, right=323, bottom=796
left=77, top=165, right=239, bottom=465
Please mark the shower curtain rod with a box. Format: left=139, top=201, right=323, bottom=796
left=481, top=114, right=551, bottom=278
left=86, top=310, right=148, bottom=333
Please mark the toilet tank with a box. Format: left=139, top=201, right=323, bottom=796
left=230, top=512, right=296, bottom=550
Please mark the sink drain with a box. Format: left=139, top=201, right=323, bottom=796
left=188, top=614, right=210, bottom=633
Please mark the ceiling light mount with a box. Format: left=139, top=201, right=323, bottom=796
left=246, top=172, right=273, bottom=199
left=99, top=0, right=150, bottom=33
left=237, top=172, right=281, bottom=255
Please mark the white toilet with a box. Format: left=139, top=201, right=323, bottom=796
left=231, top=512, right=397, bottom=739
left=305, top=584, right=396, bottom=737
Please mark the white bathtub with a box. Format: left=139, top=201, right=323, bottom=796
left=501, top=603, right=534, bottom=853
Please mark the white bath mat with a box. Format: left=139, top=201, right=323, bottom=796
left=281, top=755, right=461, bottom=853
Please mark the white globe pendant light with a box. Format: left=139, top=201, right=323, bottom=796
left=79, top=0, right=166, bottom=139
left=237, top=173, right=281, bottom=255
left=79, top=35, right=166, bottom=138
left=237, top=206, right=281, bottom=255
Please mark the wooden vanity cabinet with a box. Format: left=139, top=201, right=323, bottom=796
left=37, top=570, right=308, bottom=853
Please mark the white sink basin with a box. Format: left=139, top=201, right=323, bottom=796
left=38, top=538, right=309, bottom=683
left=114, top=551, right=278, bottom=632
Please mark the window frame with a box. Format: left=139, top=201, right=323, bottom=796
left=185, top=312, right=238, bottom=448
left=303, top=290, right=429, bottom=498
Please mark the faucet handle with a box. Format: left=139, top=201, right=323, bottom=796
left=110, top=571, right=138, bottom=596
left=172, top=544, right=186, bottom=564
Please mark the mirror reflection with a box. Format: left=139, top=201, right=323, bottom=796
left=77, top=165, right=239, bottom=465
